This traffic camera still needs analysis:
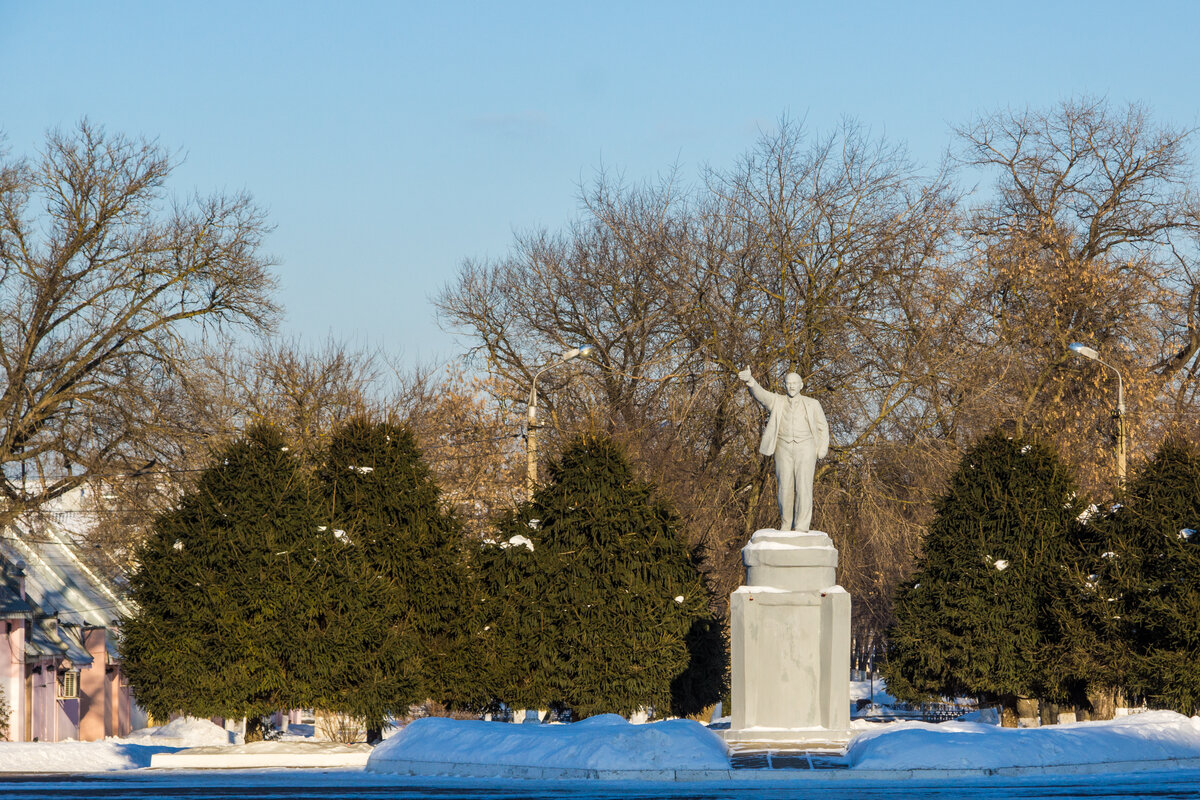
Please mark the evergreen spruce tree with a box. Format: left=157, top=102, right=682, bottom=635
left=883, top=430, right=1084, bottom=719
left=478, top=434, right=725, bottom=718
left=121, top=426, right=325, bottom=739
left=1045, top=493, right=1135, bottom=718
left=1082, top=439, right=1200, bottom=714
left=315, top=419, right=480, bottom=730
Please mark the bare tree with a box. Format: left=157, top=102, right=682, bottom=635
left=435, top=119, right=965, bottom=638
left=395, top=363, right=525, bottom=538
left=73, top=335, right=394, bottom=578
left=950, top=98, right=1200, bottom=494
left=436, top=102, right=1200, bottom=644
left=0, top=121, right=278, bottom=532
left=230, top=336, right=387, bottom=460
left=683, top=118, right=964, bottom=626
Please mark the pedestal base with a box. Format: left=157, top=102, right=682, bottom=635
left=719, top=726, right=853, bottom=750
left=727, top=529, right=851, bottom=743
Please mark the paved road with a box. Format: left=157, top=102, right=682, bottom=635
left=2, top=769, right=1200, bottom=799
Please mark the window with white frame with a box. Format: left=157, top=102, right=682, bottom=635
left=57, top=670, right=79, bottom=699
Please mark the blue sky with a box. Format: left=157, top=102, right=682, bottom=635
left=2, top=1, right=1197, bottom=365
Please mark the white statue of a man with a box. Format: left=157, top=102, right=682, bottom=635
left=738, top=368, right=830, bottom=531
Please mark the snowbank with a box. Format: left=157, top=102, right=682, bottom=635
left=367, top=714, right=730, bottom=774
left=849, top=678, right=895, bottom=706
left=0, top=741, right=174, bottom=772
left=847, top=710, right=1200, bottom=770
left=150, top=740, right=371, bottom=769
left=0, top=717, right=237, bottom=772
left=124, top=716, right=238, bottom=746
left=11, top=706, right=1200, bottom=777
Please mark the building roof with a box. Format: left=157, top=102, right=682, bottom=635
left=0, top=581, right=34, bottom=618
left=0, top=486, right=134, bottom=630
left=58, top=623, right=95, bottom=667
left=25, top=616, right=69, bottom=660
left=1, top=486, right=132, bottom=665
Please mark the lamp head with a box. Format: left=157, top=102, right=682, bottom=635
left=1069, top=342, right=1100, bottom=361
left=562, top=344, right=595, bottom=362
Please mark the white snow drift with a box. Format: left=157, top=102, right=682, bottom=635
left=847, top=710, right=1200, bottom=770
left=367, top=714, right=730, bottom=774
left=7, top=707, right=1200, bottom=777
left=0, top=717, right=233, bottom=772
left=125, top=716, right=240, bottom=747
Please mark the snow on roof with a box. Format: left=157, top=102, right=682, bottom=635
left=17, top=606, right=93, bottom=667
left=0, top=580, right=33, bottom=618
left=24, top=623, right=65, bottom=659
left=0, top=486, right=134, bottom=630
left=59, top=623, right=96, bottom=667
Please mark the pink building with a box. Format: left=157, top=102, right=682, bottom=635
left=1, top=490, right=142, bottom=742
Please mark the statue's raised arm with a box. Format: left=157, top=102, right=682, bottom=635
left=739, top=367, right=776, bottom=410
left=739, top=367, right=829, bottom=532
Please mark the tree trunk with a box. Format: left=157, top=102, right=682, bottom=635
left=244, top=715, right=268, bottom=743
left=1000, top=695, right=1019, bottom=727
left=1016, top=697, right=1039, bottom=727
left=1088, top=686, right=1117, bottom=720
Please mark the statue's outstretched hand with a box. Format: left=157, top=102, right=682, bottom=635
left=737, top=368, right=753, bottom=383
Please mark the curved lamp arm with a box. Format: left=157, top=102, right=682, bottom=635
left=527, top=345, right=595, bottom=425
left=1069, top=342, right=1128, bottom=483
left=526, top=344, right=595, bottom=498
left=1068, top=343, right=1124, bottom=414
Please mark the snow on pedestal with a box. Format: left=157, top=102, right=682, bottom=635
left=722, top=529, right=851, bottom=747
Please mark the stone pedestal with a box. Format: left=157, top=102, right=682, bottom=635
left=722, top=529, right=851, bottom=747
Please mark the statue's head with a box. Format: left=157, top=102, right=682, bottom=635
left=784, top=372, right=804, bottom=397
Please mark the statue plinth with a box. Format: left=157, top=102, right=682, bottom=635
left=721, top=529, right=852, bottom=748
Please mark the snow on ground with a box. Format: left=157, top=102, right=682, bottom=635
left=367, top=714, right=730, bottom=773
left=951, top=706, right=1002, bottom=725
left=0, top=741, right=175, bottom=772
left=849, top=678, right=895, bottom=706
left=149, top=739, right=372, bottom=768
left=0, top=717, right=233, bottom=772
left=123, top=716, right=240, bottom=746
left=7, top=700, right=1200, bottom=777
left=846, top=710, right=1200, bottom=770
left=279, top=722, right=317, bottom=739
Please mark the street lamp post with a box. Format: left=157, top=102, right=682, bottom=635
left=1069, top=342, right=1128, bottom=485
left=526, top=345, right=594, bottom=499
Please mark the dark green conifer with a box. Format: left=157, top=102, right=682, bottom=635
left=478, top=434, right=725, bottom=718
left=1046, top=494, right=1134, bottom=716
left=883, top=430, right=1084, bottom=715
left=315, top=419, right=480, bottom=726
left=121, top=426, right=324, bottom=738
left=1082, top=439, right=1200, bottom=713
